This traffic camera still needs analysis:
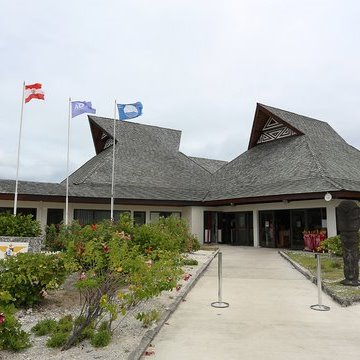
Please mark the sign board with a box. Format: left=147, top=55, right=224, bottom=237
left=0, top=242, right=29, bottom=259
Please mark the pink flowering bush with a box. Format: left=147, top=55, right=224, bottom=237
left=0, top=253, right=68, bottom=308
left=61, top=216, right=183, bottom=350
left=0, top=292, right=30, bottom=352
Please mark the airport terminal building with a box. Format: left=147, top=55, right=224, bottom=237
left=1, top=103, right=360, bottom=249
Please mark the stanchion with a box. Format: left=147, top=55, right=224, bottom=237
left=310, top=253, right=330, bottom=311
left=211, top=251, right=229, bottom=308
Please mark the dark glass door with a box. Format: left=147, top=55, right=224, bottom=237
left=259, top=211, right=275, bottom=248
left=291, top=210, right=306, bottom=249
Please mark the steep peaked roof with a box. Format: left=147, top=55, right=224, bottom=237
left=65, top=116, right=213, bottom=202
left=1, top=104, right=360, bottom=205
left=88, top=116, right=182, bottom=155
left=189, top=157, right=228, bottom=174
left=248, top=103, right=304, bottom=149
left=206, top=103, right=360, bottom=202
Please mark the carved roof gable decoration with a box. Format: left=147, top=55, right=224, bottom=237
left=257, top=117, right=297, bottom=144
left=248, top=104, right=305, bottom=149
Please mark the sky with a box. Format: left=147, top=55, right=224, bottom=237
left=1, top=0, right=359, bottom=183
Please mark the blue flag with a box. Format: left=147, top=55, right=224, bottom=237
left=117, top=102, right=143, bottom=120
left=71, top=101, right=96, bottom=118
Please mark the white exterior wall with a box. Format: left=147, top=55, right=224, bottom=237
left=0, top=199, right=190, bottom=232
left=0, top=198, right=349, bottom=244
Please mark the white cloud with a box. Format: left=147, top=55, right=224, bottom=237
left=1, top=0, right=360, bottom=182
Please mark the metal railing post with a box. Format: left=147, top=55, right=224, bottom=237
left=211, top=251, right=229, bottom=308
left=310, top=253, right=330, bottom=311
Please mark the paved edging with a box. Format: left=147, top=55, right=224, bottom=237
left=128, top=249, right=219, bottom=360
left=278, top=250, right=355, bottom=307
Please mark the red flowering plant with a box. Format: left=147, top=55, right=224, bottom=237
left=0, top=253, right=68, bottom=308
left=61, top=218, right=183, bottom=350
left=0, top=291, right=30, bottom=351
left=303, top=229, right=327, bottom=252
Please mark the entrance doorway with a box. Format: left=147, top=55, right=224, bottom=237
left=259, top=211, right=290, bottom=248
left=259, top=208, right=327, bottom=249
left=223, top=212, right=253, bottom=246
left=204, top=211, right=253, bottom=246
left=204, top=211, right=220, bottom=243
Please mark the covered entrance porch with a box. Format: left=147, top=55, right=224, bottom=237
left=204, top=211, right=253, bottom=246
left=203, top=207, right=328, bottom=249
left=259, top=208, right=327, bottom=249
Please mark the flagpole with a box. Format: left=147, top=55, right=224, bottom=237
left=14, top=82, right=26, bottom=216
left=110, top=100, right=117, bottom=221
left=65, top=97, right=71, bottom=226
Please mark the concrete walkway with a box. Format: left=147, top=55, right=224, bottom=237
left=141, top=246, right=360, bottom=360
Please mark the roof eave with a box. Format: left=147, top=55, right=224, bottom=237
left=203, top=190, right=360, bottom=206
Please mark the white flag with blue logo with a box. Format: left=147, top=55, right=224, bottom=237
left=117, top=102, right=143, bottom=120
left=71, top=101, right=96, bottom=118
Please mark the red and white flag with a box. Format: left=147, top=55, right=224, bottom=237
left=24, top=83, right=45, bottom=103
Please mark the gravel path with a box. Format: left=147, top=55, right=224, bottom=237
left=1, top=250, right=216, bottom=360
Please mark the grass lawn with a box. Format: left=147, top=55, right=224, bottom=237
left=284, top=251, right=360, bottom=306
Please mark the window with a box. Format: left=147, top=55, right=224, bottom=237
left=74, top=209, right=130, bottom=225
left=47, top=209, right=63, bottom=225
left=134, top=211, right=146, bottom=226
left=0, top=207, right=37, bottom=218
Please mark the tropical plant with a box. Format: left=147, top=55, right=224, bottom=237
left=322, top=235, right=343, bottom=256
left=0, top=292, right=30, bottom=352
left=133, top=216, right=200, bottom=254
left=60, top=222, right=183, bottom=350
left=0, top=253, right=68, bottom=308
left=0, top=213, right=41, bottom=237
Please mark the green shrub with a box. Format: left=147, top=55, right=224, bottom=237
left=135, top=309, right=160, bottom=328
left=56, top=315, right=73, bottom=333
left=114, top=212, right=135, bottom=236
left=45, top=224, right=65, bottom=251
left=46, top=331, right=69, bottom=348
left=31, top=318, right=57, bottom=336
left=90, top=329, right=112, bottom=347
left=32, top=315, right=74, bottom=349
left=0, top=253, right=68, bottom=308
left=0, top=302, right=30, bottom=352
left=322, top=232, right=360, bottom=257
left=56, top=216, right=191, bottom=350
left=157, top=216, right=200, bottom=252
left=74, top=315, right=86, bottom=326
left=322, top=235, right=342, bottom=256
left=133, top=216, right=199, bottom=254
left=98, top=320, right=110, bottom=332
left=0, top=213, right=41, bottom=237
left=181, top=257, right=198, bottom=266
left=81, top=325, right=95, bottom=341
left=186, top=234, right=201, bottom=252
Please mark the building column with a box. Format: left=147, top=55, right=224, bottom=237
left=188, top=207, right=204, bottom=244
left=326, top=204, right=337, bottom=237
left=38, top=201, right=46, bottom=230
left=253, top=210, right=259, bottom=247
left=145, top=211, right=151, bottom=224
